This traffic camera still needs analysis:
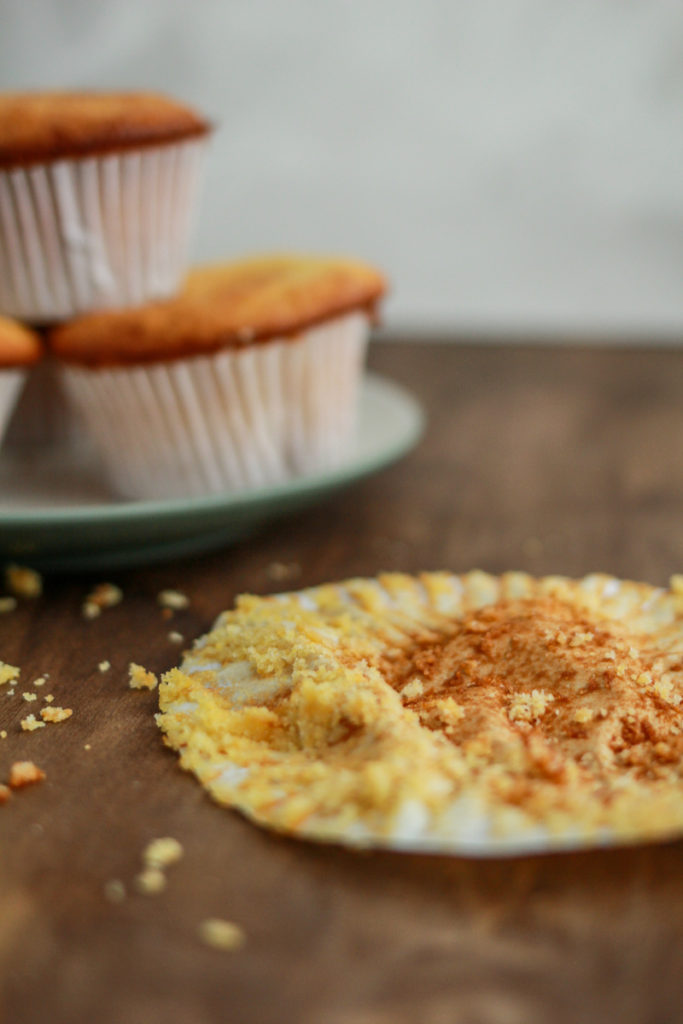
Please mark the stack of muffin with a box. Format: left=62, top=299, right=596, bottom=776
left=0, top=91, right=386, bottom=500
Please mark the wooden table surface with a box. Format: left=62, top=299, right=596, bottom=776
left=1, top=340, right=682, bottom=1024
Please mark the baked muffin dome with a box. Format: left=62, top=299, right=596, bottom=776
left=0, top=91, right=210, bottom=168
left=48, top=255, right=387, bottom=366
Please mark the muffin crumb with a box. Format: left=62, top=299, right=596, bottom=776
left=6, top=565, right=42, bottom=598
left=98, top=660, right=111, bottom=673
left=22, top=692, right=37, bottom=702
left=83, top=583, right=122, bottom=619
left=9, top=760, right=45, bottom=788
left=0, top=597, right=17, bottom=613
left=168, top=631, right=184, bottom=645
left=0, top=784, right=10, bottom=804
left=198, top=918, right=245, bottom=952
left=0, top=730, right=7, bottom=739
left=32, top=677, right=46, bottom=687
left=128, top=663, right=158, bottom=691
left=0, top=662, right=20, bottom=686
left=135, top=868, right=167, bottom=895
left=158, top=589, right=189, bottom=611
left=20, top=714, right=45, bottom=732
left=143, top=836, right=184, bottom=869
left=43, top=694, right=54, bottom=703
left=266, top=562, right=301, bottom=584
left=40, top=706, right=72, bottom=724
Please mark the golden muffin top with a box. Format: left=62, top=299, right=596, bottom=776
left=157, top=571, right=683, bottom=854
left=48, top=255, right=387, bottom=367
left=0, top=315, right=43, bottom=368
left=0, top=91, right=210, bottom=168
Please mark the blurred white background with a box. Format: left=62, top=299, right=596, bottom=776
left=1, top=0, right=682, bottom=337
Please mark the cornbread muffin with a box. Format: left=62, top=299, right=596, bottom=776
left=158, top=571, right=683, bottom=855
left=0, top=91, right=210, bottom=322
left=0, top=315, right=42, bottom=444
left=49, top=255, right=386, bottom=499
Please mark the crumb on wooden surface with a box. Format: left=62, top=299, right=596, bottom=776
left=98, top=660, right=111, bottom=673
left=20, top=714, right=45, bottom=732
left=9, top=761, right=45, bottom=788
left=32, top=677, right=46, bottom=687
left=6, top=565, right=42, bottom=598
left=40, top=706, right=72, bottom=724
left=83, top=583, right=123, bottom=619
left=134, top=868, right=167, bottom=895
left=198, top=918, right=246, bottom=952
left=0, top=784, right=10, bottom=804
left=0, top=596, right=17, bottom=613
left=168, top=631, right=184, bottom=644
left=128, top=663, right=158, bottom=691
left=0, top=730, right=7, bottom=740
left=22, top=692, right=37, bottom=702
left=0, top=662, right=19, bottom=686
left=158, top=589, right=189, bottom=611
left=143, top=836, right=184, bottom=869
left=266, top=561, right=301, bottom=583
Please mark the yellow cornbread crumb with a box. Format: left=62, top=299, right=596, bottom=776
left=574, top=707, right=594, bottom=724
left=128, top=663, right=158, bottom=691
left=6, top=564, right=42, bottom=598
left=40, top=706, right=72, bottom=724
left=43, top=695, right=54, bottom=703
left=198, top=919, right=245, bottom=952
left=0, top=730, right=7, bottom=739
left=0, top=662, right=19, bottom=686
left=32, top=677, right=46, bottom=687
left=134, top=868, right=167, bottom=895
left=9, top=761, right=45, bottom=788
left=143, top=837, right=184, bottom=869
left=83, top=583, right=123, bottom=619
left=168, top=631, right=184, bottom=645
left=98, top=660, right=111, bottom=673
left=158, top=589, right=189, bottom=611
left=20, top=714, right=45, bottom=732
left=0, top=597, right=17, bottom=613
left=22, top=692, right=37, bottom=702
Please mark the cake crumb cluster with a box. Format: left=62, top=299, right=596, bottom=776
left=128, top=663, right=158, bottom=691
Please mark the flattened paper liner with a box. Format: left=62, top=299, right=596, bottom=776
left=60, top=312, right=369, bottom=500
left=157, top=571, right=683, bottom=857
left=0, top=138, right=206, bottom=322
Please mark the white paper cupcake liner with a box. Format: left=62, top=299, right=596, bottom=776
left=4, top=360, right=80, bottom=449
left=0, top=138, right=206, bottom=322
left=0, top=369, right=26, bottom=447
left=59, top=311, right=370, bottom=500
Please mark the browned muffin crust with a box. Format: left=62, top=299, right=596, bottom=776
left=0, top=316, right=43, bottom=367
left=48, top=256, right=387, bottom=368
left=0, top=92, right=210, bottom=169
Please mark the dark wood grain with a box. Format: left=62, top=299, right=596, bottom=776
left=1, top=340, right=682, bottom=1024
